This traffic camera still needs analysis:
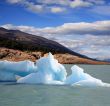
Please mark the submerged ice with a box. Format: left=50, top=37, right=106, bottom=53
left=0, top=53, right=110, bottom=87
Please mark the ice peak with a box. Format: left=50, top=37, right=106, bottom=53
left=48, top=52, right=54, bottom=59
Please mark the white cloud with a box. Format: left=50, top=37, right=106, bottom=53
left=6, top=0, right=107, bottom=14
left=87, top=0, right=105, bottom=5
left=57, top=35, right=110, bottom=59
left=70, top=0, right=93, bottom=8
left=6, top=0, right=66, bottom=13
left=7, top=0, right=44, bottom=13
left=37, top=0, right=105, bottom=7
left=37, top=0, right=69, bottom=5
left=7, top=0, right=23, bottom=4
left=26, top=3, right=44, bottom=13
left=38, top=20, right=110, bottom=36
left=2, top=20, right=110, bottom=36
left=51, top=7, right=66, bottom=13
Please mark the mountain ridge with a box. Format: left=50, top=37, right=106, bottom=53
left=0, top=27, right=109, bottom=64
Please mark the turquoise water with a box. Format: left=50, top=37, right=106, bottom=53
left=0, top=65, right=110, bottom=106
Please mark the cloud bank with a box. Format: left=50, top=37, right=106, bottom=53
left=2, top=20, right=110, bottom=36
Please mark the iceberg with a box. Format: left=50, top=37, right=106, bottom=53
left=17, top=53, right=66, bottom=85
left=0, top=60, right=37, bottom=81
left=65, top=65, right=101, bottom=85
left=0, top=52, right=110, bottom=87
left=65, top=65, right=110, bottom=87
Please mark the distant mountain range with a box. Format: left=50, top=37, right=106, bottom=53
left=0, top=27, right=109, bottom=64
left=102, top=59, right=110, bottom=62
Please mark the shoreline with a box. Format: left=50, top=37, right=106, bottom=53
left=0, top=47, right=109, bottom=65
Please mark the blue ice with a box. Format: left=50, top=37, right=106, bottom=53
left=0, top=60, right=37, bottom=81
left=0, top=53, right=110, bottom=87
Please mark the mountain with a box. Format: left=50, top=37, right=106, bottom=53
left=0, top=27, right=89, bottom=58
left=103, top=59, right=110, bottom=62
left=0, top=27, right=109, bottom=64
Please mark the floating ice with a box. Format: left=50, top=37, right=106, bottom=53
left=0, top=60, right=37, bottom=81
left=66, top=65, right=110, bottom=87
left=17, top=53, right=66, bottom=85
left=65, top=65, right=102, bottom=85
left=0, top=60, right=37, bottom=73
left=0, top=53, right=110, bottom=87
left=0, top=71, right=16, bottom=81
left=72, top=79, right=110, bottom=87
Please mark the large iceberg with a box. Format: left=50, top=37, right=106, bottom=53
left=17, top=53, right=66, bottom=85
left=0, top=53, right=110, bottom=87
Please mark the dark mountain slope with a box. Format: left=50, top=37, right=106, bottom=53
left=0, top=27, right=92, bottom=60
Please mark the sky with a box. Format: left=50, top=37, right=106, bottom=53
left=0, top=0, right=110, bottom=60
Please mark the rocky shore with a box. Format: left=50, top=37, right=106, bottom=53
left=0, top=47, right=109, bottom=64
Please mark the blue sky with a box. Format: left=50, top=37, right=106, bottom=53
left=0, top=0, right=110, bottom=27
left=0, top=0, right=110, bottom=60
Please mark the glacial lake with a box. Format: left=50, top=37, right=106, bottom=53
left=0, top=65, right=110, bottom=106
